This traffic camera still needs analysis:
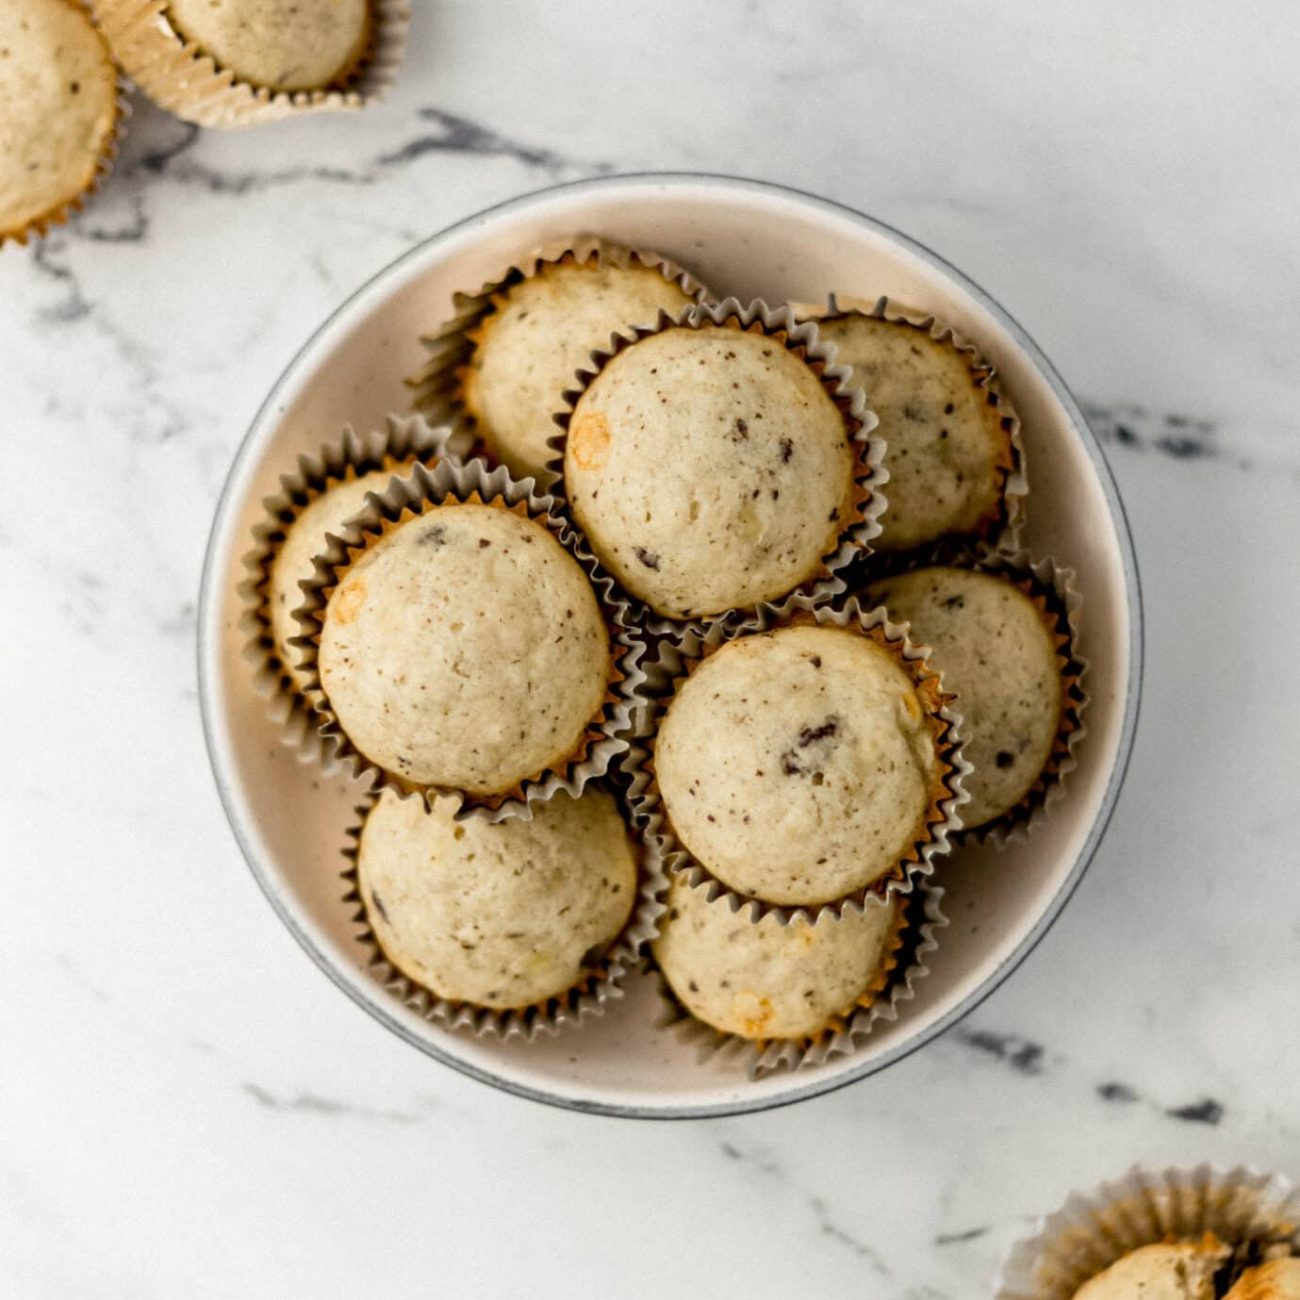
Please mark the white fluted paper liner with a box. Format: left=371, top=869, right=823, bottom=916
left=548, top=297, right=885, bottom=642
left=338, top=784, right=669, bottom=1041
left=407, top=235, right=710, bottom=484
left=625, top=589, right=971, bottom=924
left=90, top=0, right=409, bottom=128
left=238, top=413, right=467, bottom=764
left=799, top=292, right=1028, bottom=561
left=649, top=882, right=946, bottom=1079
left=291, top=454, right=649, bottom=822
left=996, top=1164, right=1300, bottom=1300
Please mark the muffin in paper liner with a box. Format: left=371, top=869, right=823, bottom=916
left=860, top=549, right=1087, bottom=849
left=996, top=1164, right=1300, bottom=1300
left=548, top=297, right=886, bottom=641
left=406, top=235, right=710, bottom=486
left=648, top=879, right=946, bottom=1079
left=237, top=413, right=469, bottom=764
left=0, top=2, right=130, bottom=249
left=797, top=293, right=1028, bottom=563
left=291, top=454, right=648, bottom=822
left=625, top=590, right=971, bottom=925
left=338, top=782, right=670, bottom=1042
left=89, top=0, right=409, bottom=128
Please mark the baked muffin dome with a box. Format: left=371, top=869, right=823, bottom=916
left=0, top=0, right=118, bottom=240
left=1071, top=1240, right=1229, bottom=1300
left=1226, top=1259, right=1300, bottom=1300
left=865, top=566, right=1063, bottom=829
left=653, top=874, right=897, bottom=1039
left=268, top=467, right=401, bottom=694
left=816, top=311, right=1013, bottom=551
left=564, top=324, right=858, bottom=619
left=358, top=787, right=637, bottom=1010
left=319, top=502, right=612, bottom=795
left=656, top=624, right=942, bottom=906
left=165, top=0, right=371, bottom=92
left=462, top=256, right=696, bottom=482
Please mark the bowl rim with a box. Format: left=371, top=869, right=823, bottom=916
left=197, top=171, right=1144, bottom=1121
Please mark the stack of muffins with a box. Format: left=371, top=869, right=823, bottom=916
left=244, top=236, right=1087, bottom=1074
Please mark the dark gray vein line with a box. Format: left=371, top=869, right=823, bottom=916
left=810, top=1196, right=891, bottom=1274
left=951, top=1028, right=1047, bottom=1076
left=242, top=1083, right=418, bottom=1123
left=935, top=1226, right=992, bottom=1246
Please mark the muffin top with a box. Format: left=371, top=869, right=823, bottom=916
left=0, top=0, right=118, bottom=238
left=653, top=874, right=898, bottom=1040
left=865, top=566, right=1063, bottom=829
left=165, top=0, right=371, bottom=92
left=656, top=624, right=941, bottom=906
left=1226, top=1259, right=1300, bottom=1300
left=461, top=256, right=695, bottom=483
left=565, top=325, right=857, bottom=619
left=1071, top=1240, right=1230, bottom=1300
left=816, top=311, right=1012, bottom=551
left=269, top=466, right=403, bottom=694
left=319, top=502, right=612, bottom=795
left=358, top=787, right=637, bottom=1010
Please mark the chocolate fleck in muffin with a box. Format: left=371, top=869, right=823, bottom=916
left=460, top=252, right=697, bottom=482
left=564, top=321, right=861, bottom=620
left=864, top=566, right=1066, bottom=830
left=814, top=306, right=1017, bottom=551
left=653, top=874, right=899, bottom=1040
left=655, top=624, right=947, bottom=907
left=163, top=0, right=373, bottom=91
left=0, top=0, right=119, bottom=245
left=317, top=501, right=612, bottom=798
left=357, top=787, right=637, bottom=1011
left=1227, top=1259, right=1300, bottom=1300
left=1070, top=1239, right=1230, bottom=1300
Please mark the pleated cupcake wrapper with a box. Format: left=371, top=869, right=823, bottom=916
left=337, top=785, right=669, bottom=1041
left=237, top=413, right=468, bottom=765
left=625, top=589, right=971, bottom=925
left=858, top=549, right=1087, bottom=849
left=649, top=883, right=946, bottom=1079
left=1, top=25, right=131, bottom=249
left=90, top=0, right=409, bottom=128
left=799, top=293, right=1028, bottom=563
left=547, top=296, right=886, bottom=642
left=291, top=454, right=649, bottom=822
left=996, top=1164, right=1300, bottom=1300
left=406, top=235, right=711, bottom=485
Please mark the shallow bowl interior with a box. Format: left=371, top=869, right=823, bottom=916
left=199, top=174, right=1141, bottom=1118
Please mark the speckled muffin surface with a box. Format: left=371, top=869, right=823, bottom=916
left=565, top=325, right=857, bottom=619
left=1070, top=1240, right=1230, bottom=1300
left=461, top=256, right=695, bottom=483
left=268, top=467, right=401, bottom=694
left=653, top=874, right=897, bottom=1040
left=0, top=0, right=118, bottom=238
left=1226, top=1259, right=1300, bottom=1300
left=816, top=312, right=1011, bottom=551
left=656, top=625, right=940, bottom=906
left=164, top=0, right=372, bottom=91
left=865, top=566, right=1061, bottom=829
left=319, top=502, right=612, bottom=795
left=357, top=787, right=637, bottom=1010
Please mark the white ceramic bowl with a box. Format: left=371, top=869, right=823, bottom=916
left=198, top=174, right=1142, bottom=1118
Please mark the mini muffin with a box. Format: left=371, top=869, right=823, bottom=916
left=162, top=0, right=371, bottom=91
left=653, top=874, right=899, bottom=1040
left=0, top=0, right=119, bottom=244
left=864, top=566, right=1066, bottom=830
left=564, top=320, right=862, bottom=620
left=1070, top=1239, right=1230, bottom=1300
left=459, top=253, right=697, bottom=482
left=316, top=501, right=613, bottom=798
left=655, top=623, right=948, bottom=907
left=1227, top=1259, right=1300, bottom=1300
left=814, top=307, right=1017, bottom=551
left=357, top=787, right=637, bottom=1011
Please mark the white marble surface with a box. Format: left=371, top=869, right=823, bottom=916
left=2, top=3, right=1298, bottom=1295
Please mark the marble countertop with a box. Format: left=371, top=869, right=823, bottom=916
left=4, top=3, right=1298, bottom=1295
